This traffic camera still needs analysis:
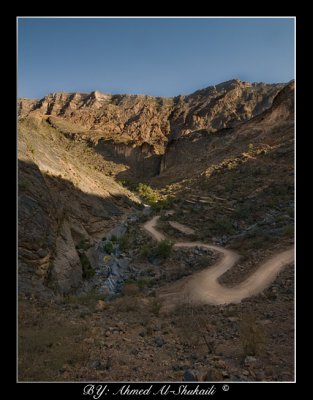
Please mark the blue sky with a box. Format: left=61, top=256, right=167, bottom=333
left=18, top=17, right=294, bottom=99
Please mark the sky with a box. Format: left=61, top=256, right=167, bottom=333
left=17, top=17, right=295, bottom=99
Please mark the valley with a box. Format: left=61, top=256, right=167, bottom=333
left=18, top=79, right=294, bottom=382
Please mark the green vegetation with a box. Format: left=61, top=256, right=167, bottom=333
left=117, top=234, right=130, bottom=251
left=63, top=288, right=105, bottom=308
left=79, top=253, right=95, bottom=279
left=213, top=216, right=236, bottom=235
left=124, top=277, right=156, bottom=289
left=103, top=241, right=114, bottom=254
left=75, top=239, right=91, bottom=251
left=156, top=239, right=174, bottom=258
left=141, top=239, right=174, bottom=260
left=136, top=183, right=173, bottom=211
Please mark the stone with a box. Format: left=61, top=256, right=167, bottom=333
left=256, top=371, right=266, bottom=381
left=228, top=317, right=239, bottom=322
left=215, top=359, right=227, bottom=369
left=84, top=337, right=95, bottom=344
left=244, top=356, right=257, bottom=366
left=37, top=248, right=49, bottom=258
left=107, top=223, right=127, bottom=240
left=154, top=336, right=165, bottom=347
left=95, top=300, right=106, bottom=311
left=183, top=369, right=198, bottom=381
left=90, top=360, right=102, bottom=369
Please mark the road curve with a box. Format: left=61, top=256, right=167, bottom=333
left=143, top=216, right=294, bottom=307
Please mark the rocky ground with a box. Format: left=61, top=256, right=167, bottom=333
left=18, top=262, right=293, bottom=382
left=18, top=210, right=294, bottom=382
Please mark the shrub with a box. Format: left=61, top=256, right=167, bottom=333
left=110, top=235, right=117, bottom=243
left=79, top=253, right=95, bottom=279
left=116, top=296, right=140, bottom=312
left=136, top=183, right=173, bottom=210
left=117, top=234, right=130, bottom=251
left=76, top=239, right=91, bottom=251
left=141, top=239, right=174, bottom=260
left=141, top=242, right=155, bottom=258
left=156, top=239, right=174, bottom=258
left=174, top=302, right=216, bottom=352
left=103, top=241, right=114, bottom=254
left=239, top=315, right=265, bottom=356
left=63, top=289, right=105, bottom=308
left=124, top=278, right=155, bottom=289
left=149, top=298, right=162, bottom=316
left=137, top=183, right=159, bottom=204
left=122, top=283, right=140, bottom=297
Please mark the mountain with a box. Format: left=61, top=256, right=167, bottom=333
left=18, top=80, right=284, bottom=175
left=18, top=79, right=294, bottom=382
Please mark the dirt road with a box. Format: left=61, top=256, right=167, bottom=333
left=143, top=216, right=294, bottom=307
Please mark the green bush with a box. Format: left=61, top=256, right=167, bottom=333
left=63, top=289, right=105, bottom=307
left=103, top=241, right=114, bottom=254
left=141, top=242, right=155, bottom=258
left=141, top=239, right=174, bottom=260
left=117, top=234, right=130, bottom=251
left=76, top=239, right=91, bottom=251
left=124, top=277, right=155, bottom=290
left=137, top=183, right=159, bottom=204
left=136, top=183, right=173, bottom=210
left=110, top=235, right=117, bottom=243
left=79, top=253, right=95, bottom=279
left=156, top=239, right=174, bottom=258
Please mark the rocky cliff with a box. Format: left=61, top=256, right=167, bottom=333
left=18, top=79, right=284, bottom=155
left=18, top=116, right=140, bottom=298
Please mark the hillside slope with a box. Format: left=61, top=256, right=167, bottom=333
left=18, top=116, right=140, bottom=298
left=154, top=81, right=294, bottom=254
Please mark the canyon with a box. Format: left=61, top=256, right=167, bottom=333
left=18, top=79, right=294, bottom=382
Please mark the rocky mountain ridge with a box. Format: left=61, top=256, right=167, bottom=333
left=18, top=79, right=285, bottom=153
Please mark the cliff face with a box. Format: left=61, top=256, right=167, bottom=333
left=18, top=116, right=140, bottom=298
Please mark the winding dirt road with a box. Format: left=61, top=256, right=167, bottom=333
left=143, top=216, right=294, bottom=307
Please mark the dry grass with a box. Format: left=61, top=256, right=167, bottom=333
left=18, top=299, right=90, bottom=381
